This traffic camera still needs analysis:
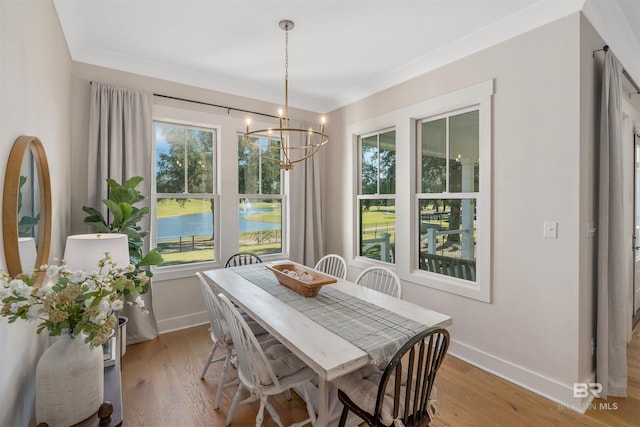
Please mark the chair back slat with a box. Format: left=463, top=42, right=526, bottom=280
left=314, top=254, right=347, bottom=279
left=196, top=273, right=226, bottom=342
left=355, top=266, right=402, bottom=298
left=373, top=327, right=449, bottom=426
left=217, top=293, right=281, bottom=389
left=224, top=252, right=263, bottom=268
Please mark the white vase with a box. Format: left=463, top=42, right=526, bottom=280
left=35, top=332, right=104, bottom=427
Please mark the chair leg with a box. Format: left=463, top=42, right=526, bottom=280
left=338, top=404, right=349, bottom=427
left=214, top=348, right=233, bottom=410
left=285, top=389, right=292, bottom=400
left=263, top=396, right=284, bottom=427
left=226, top=384, right=245, bottom=426
left=255, top=397, right=266, bottom=427
left=200, top=341, right=219, bottom=379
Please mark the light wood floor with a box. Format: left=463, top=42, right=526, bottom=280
left=121, top=323, right=640, bottom=426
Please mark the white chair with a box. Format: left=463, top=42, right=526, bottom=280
left=354, top=266, right=402, bottom=298
left=314, top=254, right=347, bottom=280
left=196, top=272, right=267, bottom=410
left=217, top=293, right=317, bottom=427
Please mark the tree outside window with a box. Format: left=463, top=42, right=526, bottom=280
left=237, top=135, right=283, bottom=256
left=154, top=123, right=216, bottom=266
left=418, top=109, right=479, bottom=281
left=358, top=129, right=396, bottom=263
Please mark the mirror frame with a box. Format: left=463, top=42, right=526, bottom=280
left=2, top=136, right=52, bottom=282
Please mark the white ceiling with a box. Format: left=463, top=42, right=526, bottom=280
left=53, top=0, right=638, bottom=113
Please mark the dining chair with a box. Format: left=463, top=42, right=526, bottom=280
left=314, top=254, right=348, bottom=279
left=224, top=252, right=263, bottom=268
left=335, top=327, right=450, bottom=427
left=354, top=266, right=402, bottom=298
left=195, top=272, right=268, bottom=410
left=217, top=293, right=317, bottom=427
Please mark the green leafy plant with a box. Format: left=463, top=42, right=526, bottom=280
left=82, top=176, right=162, bottom=293
left=18, top=175, right=40, bottom=237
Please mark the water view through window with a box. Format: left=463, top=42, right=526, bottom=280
left=155, top=122, right=216, bottom=266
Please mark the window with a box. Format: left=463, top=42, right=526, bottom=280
left=238, top=134, right=284, bottom=256
left=357, top=129, right=396, bottom=263
left=348, top=79, right=492, bottom=301
left=153, top=122, right=216, bottom=267
left=418, top=109, right=479, bottom=281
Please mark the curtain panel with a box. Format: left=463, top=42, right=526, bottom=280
left=288, top=120, right=324, bottom=266
left=596, top=49, right=628, bottom=399
left=88, top=82, right=158, bottom=344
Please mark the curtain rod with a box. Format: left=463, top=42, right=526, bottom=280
left=593, top=45, right=640, bottom=98
left=89, top=81, right=279, bottom=119
left=153, top=94, right=280, bottom=119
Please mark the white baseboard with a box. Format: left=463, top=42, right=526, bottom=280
left=449, top=339, right=596, bottom=413
left=157, top=311, right=208, bottom=335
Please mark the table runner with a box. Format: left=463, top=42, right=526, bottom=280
left=232, top=264, right=429, bottom=365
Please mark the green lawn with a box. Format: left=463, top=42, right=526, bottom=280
left=156, top=199, right=211, bottom=218
left=244, top=206, right=281, bottom=224
left=157, top=199, right=281, bottom=224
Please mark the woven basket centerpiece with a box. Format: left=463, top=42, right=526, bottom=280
left=267, top=263, right=337, bottom=297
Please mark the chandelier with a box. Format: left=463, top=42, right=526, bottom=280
left=244, top=19, right=328, bottom=170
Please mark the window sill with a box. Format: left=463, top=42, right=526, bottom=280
left=151, top=254, right=290, bottom=282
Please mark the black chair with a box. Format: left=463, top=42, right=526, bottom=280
left=224, top=252, right=263, bottom=268
left=336, top=327, right=450, bottom=427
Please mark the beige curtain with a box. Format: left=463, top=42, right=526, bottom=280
left=288, top=120, right=324, bottom=266
left=596, top=49, right=628, bottom=399
left=88, top=82, right=158, bottom=344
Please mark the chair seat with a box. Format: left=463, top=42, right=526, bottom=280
left=215, top=314, right=267, bottom=345
left=334, top=364, right=438, bottom=426
left=252, top=337, right=309, bottom=386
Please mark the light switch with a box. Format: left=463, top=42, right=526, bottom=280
left=544, top=221, right=558, bottom=239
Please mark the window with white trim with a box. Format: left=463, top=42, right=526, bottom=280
left=417, top=109, right=478, bottom=281
left=153, top=122, right=217, bottom=267
left=237, top=134, right=284, bottom=255
left=410, top=79, right=493, bottom=302
left=357, top=129, right=396, bottom=263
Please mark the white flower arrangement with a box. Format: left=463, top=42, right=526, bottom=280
left=0, top=254, right=148, bottom=347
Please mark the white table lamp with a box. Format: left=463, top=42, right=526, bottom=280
left=18, top=237, right=38, bottom=271
left=63, top=233, right=130, bottom=272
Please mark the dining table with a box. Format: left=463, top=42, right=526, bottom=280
left=202, top=261, right=452, bottom=426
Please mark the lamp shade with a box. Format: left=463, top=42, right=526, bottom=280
left=63, top=233, right=130, bottom=272
left=18, top=237, right=38, bottom=271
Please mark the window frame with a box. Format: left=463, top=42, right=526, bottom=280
left=348, top=79, right=493, bottom=302
left=151, top=120, right=220, bottom=276
left=237, top=133, right=286, bottom=257
left=416, top=106, right=479, bottom=282
left=356, top=128, right=397, bottom=265
left=409, top=81, right=493, bottom=302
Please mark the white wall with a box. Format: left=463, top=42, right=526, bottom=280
left=0, top=0, right=71, bottom=425
left=325, top=14, right=588, bottom=408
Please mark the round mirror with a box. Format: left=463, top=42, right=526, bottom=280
left=2, top=136, right=52, bottom=284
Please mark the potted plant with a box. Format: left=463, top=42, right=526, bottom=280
left=0, top=255, right=147, bottom=426
left=82, top=176, right=162, bottom=291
